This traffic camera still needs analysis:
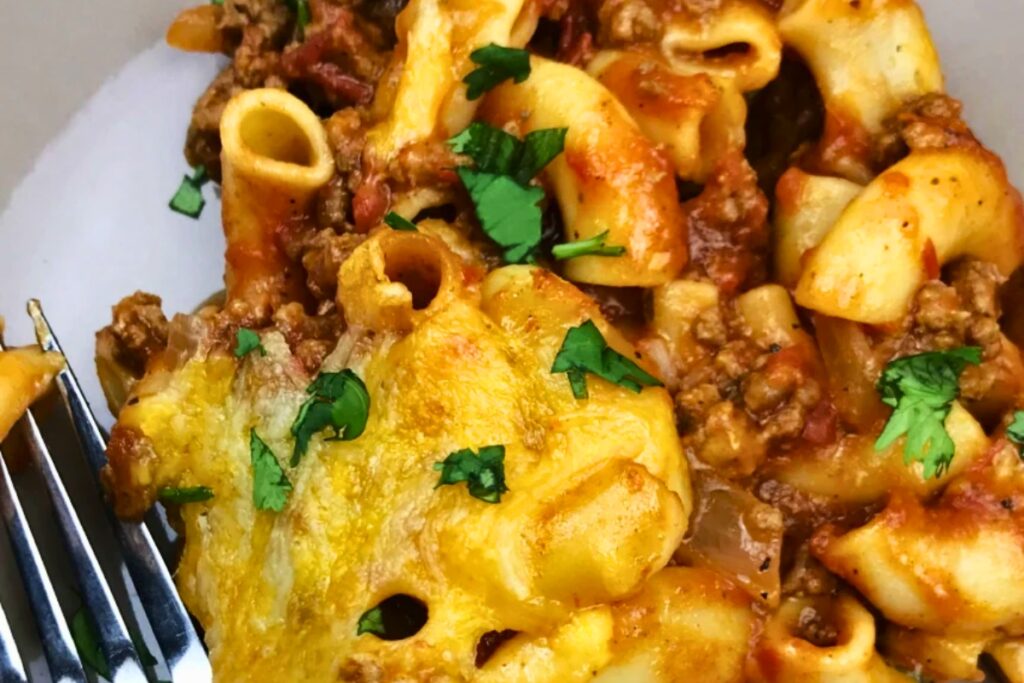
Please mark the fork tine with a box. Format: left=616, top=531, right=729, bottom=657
left=0, top=448, right=85, bottom=683
left=16, top=401, right=146, bottom=683
left=0, top=598, right=28, bottom=683
left=29, top=300, right=213, bottom=683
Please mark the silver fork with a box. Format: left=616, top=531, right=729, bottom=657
left=0, top=300, right=212, bottom=682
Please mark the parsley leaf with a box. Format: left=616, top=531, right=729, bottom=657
left=462, top=44, right=531, bottom=101
left=516, top=129, right=569, bottom=186
left=449, top=123, right=566, bottom=263
left=71, top=606, right=158, bottom=677
left=434, top=445, right=508, bottom=503
left=449, top=123, right=522, bottom=175
left=250, top=429, right=292, bottom=512
left=357, top=606, right=386, bottom=636
left=1007, top=410, right=1024, bottom=456
left=290, top=370, right=370, bottom=466
left=552, top=230, right=626, bottom=260
left=234, top=328, right=266, bottom=358
left=449, top=123, right=567, bottom=186
left=211, top=0, right=224, bottom=5
left=285, top=0, right=311, bottom=39
left=169, top=165, right=210, bottom=219
left=551, top=320, right=663, bottom=399
left=384, top=211, right=418, bottom=231
left=874, top=347, right=982, bottom=479
left=158, top=486, right=214, bottom=504
left=70, top=607, right=110, bottom=679
left=456, top=169, right=544, bottom=263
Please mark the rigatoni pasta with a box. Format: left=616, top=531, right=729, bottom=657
left=0, top=345, right=63, bottom=441
left=219, top=88, right=334, bottom=307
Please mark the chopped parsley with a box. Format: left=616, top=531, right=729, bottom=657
left=455, top=170, right=545, bottom=263
left=357, top=606, right=386, bottom=636
left=290, top=370, right=370, bottom=466
left=70, top=607, right=110, bottom=679
left=158, top=486, right=214, bottom=504
left=462, top=44, right=531, bottom=101
left=234, top=328, right=266, bottom=358
left=250, top=429, right=292, bottom=512
left=449, top=123, right=567, bottom=263
left=514, top=128, right=569, bottom=186
left=449, top=123, right=566, bottom=185
left=434, top=445, right=508, bottom=503
left=169, top=165, right=210, bottom=219
left=551, top=320, right=663, bottom=399
left=874, top=347, right=982, bottom=479
left=285, top=0, right=311, bottom=38
left=384, top=211, right=418, bottom=231
left=1007, top=410, right=1024, bottom=456
left=70, top=606, right=155, bottom=677
left=551, top=230, right=626, bottom=260
left=211, top=0, right=224, bottom=5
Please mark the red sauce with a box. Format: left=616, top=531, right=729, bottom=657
left=683, top=151, right=769, bottom=294
left=352, top=176, right=391, bottom=232
left=556, top=1, right=594, bottom=67
left=880, top=170, right=910, bottom=194
left=921, top=238, right=940, bottom=279
left=280, top=5, right=378, bottom=105
left=596, top=53, right=718, bottom=122
left=801, top=401, right=838, bottom=445
left=803, top=109, right=872, bottom=180
left=774, top=167, right=807, bottom=216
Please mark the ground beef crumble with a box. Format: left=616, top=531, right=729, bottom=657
left=673, top=301, right=825, bottom=478
left=272, top=302, right=345, bottom=372
left=184, top=0, right=390, bottom=181
left=95, top=292, right=170, bottom=378
left=682, top=152, right=770, bottom=295
left=874, top=93, right=981, bottom=169
left=885, top=258, right=1020, bottom=423
left=299, top=229, right=368, bottom=303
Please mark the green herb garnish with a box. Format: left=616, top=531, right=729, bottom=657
left=357, top=606, right=386, bottom=636
left=1006, top=410, right=1024, bottom=456
left=434, top=445, right=508, bottom=503
left=384, top=211, right=418, bottom=231
left=70, top=607, right=110, bottom=679
left=455, top=170, right=545, bottom=263
left=169, top=165, right=210, bottom=219
left=211, top=0, right=224, bottom=5
left=552, top=230, right=626, bottom=260
left=285, top=0, right=311, bottom=38
left=449, top=123, right=566, bottom=263
left=462, top=44, right=531, bottom=101
left=290, top=370, right=370, bottom=466
left=874, top=347, right=982, bottom=479
left=234, top=328, right=266, bottom=358
left=158, top=486, right=214, bottom=504
left=70, top=606, right=158, bottom=677
left=551, top=320, right=662, bottom=399
left=250, top=429, right=292, bottom=512
left=449, top=123, right=566, bottom=186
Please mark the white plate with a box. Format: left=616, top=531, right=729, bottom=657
left=0, top=1, right=1021, bottom=680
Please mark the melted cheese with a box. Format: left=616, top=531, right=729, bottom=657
left=110, top=264, right=689, bottom=681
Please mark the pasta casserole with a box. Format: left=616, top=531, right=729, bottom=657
left=84, top=0, right=1024, bottom=680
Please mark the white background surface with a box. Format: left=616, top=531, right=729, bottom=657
left=0, top=1, right=1021, bottom=680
